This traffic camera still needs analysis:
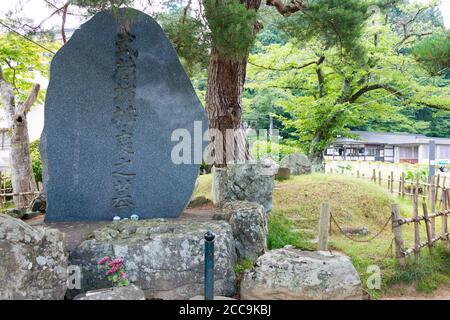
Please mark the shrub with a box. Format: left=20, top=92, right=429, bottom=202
left=234, top=258, right=254, bottom=275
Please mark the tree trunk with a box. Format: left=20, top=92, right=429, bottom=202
left=204, top=0, right=308, bottom=166
left=9, top=114, right=37, bottom=207
left=0, top=66, right=38, bottom=208
left=308, top=133, right=325, bottom=173
left=204, top=0, right=264, bottom=167
left=205, top=47, right=251, bottom=167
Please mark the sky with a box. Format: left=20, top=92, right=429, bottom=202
left=0, top=0, right=449, bottom=141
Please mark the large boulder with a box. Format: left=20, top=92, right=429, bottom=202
left=212, top=161, right=276, bottom=213
left=214, top=201, right=267, bottom=261
left=240, top=247, right=362, bottom=300
left=74, top=284, right=145, bottom=300
left=0, top=215, right=68, bottom=300
left=280, top=153, right=311, bottom=175
left=68, top=219, right=236, bottom=300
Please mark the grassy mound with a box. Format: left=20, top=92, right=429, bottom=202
left=273, top=174, right=395, bottom=237
left=194, top=173, right=395, bottom=237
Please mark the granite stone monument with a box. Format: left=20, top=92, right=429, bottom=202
left=41, top=9, right=207, bottom=221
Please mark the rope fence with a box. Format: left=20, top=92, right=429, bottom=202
left=317, top=188, right=449, bottom=264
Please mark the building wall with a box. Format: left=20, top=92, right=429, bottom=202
left=419, top=144, right=450, bottom=163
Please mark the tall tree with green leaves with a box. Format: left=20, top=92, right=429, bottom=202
left=247, top=1, right=448, bottom=171
left=0, top=33, right=51, bottom=207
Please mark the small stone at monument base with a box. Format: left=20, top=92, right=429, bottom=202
left=240, top=247, right=362, bottom=300
left=22, top=211, right=42, bottom=220
left=31, top=193, right=46, bottom=213
left=73, top=284, right=145, bottom=300
left=3, top=208, right=26, bottom=219
left=189, top=295, right=236, bottom=300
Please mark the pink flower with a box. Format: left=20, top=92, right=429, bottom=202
left=108, top=258, right=124, bottom=268
left=106, top=265, right=120, bottom=276
left=97, top=256, right=110, bottom=265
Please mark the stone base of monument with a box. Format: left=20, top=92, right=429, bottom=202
left=73, top=284, right=145, bottom=300
left=0, top=215, right=68, bottom=300
left=66, top=219, right=237, bottom=300
left=212, top=161, right=276, bottom=214
left=213, top=201, right=267, bottom=262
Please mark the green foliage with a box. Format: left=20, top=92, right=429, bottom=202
left=404, top=166, right=427, bottom=183
left=0, top=33, right=51, bottom=104
left=267, top=213, right=311, bottom=250
left=69, top=0, right=134, bottom=13
left=234, top=258, right=254, bottom=274
left=250, top=140, right=303, bottom=162
left=412, top=31, right=450, bottom=76
left=156, top=9, right=209, bottom=76
left=204, top=0, right=257, bottom=59
left=246, top=1, right=449, bottom=162
left=29, top=140, right=42, bottom=183
left=280, top=0, right=370, bottom=60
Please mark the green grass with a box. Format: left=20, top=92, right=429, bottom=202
left=267, top=213, right=311, bottom=250
left=234, top=258, right=255, bottom=274
left=194, top=173, right=450, bottom=298
left=386, top=244, right=450, bottom=293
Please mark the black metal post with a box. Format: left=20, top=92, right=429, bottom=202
left=204, top=231, right=215, bottom=300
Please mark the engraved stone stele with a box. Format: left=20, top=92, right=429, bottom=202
left=41, top=8, right=207, bottom=221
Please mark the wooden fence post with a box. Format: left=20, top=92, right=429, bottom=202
left=390, top=171, right=394, bottom=194
left=379, top=171, right=382, bottom=186
left=318, top=202, right=331, bottom=251
left=443, top=189, right=449, bottom=239
left=391, top=204, right=405, bottom=265
left=0, top=171, right=3, bottom=206
left=372, top=169, right=376, bottom=183
left=413, top=187, right=421, bottom=260
left=401, top=172, right=405, bottom=198
left=422, top=202, right=433, bottom=254
left=435, top=174, right=440, bottom=204
left=430, top=175, right=436, bottom=239
left=441, top=176, right=446, bottom=206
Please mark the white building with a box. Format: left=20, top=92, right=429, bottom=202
left=325, top=131, right=450, bottom=164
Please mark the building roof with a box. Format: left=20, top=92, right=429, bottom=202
left=335, top=131, right=450, bottom=145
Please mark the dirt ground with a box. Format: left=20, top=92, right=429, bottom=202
left=381, top=285, right=450, bottom=300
